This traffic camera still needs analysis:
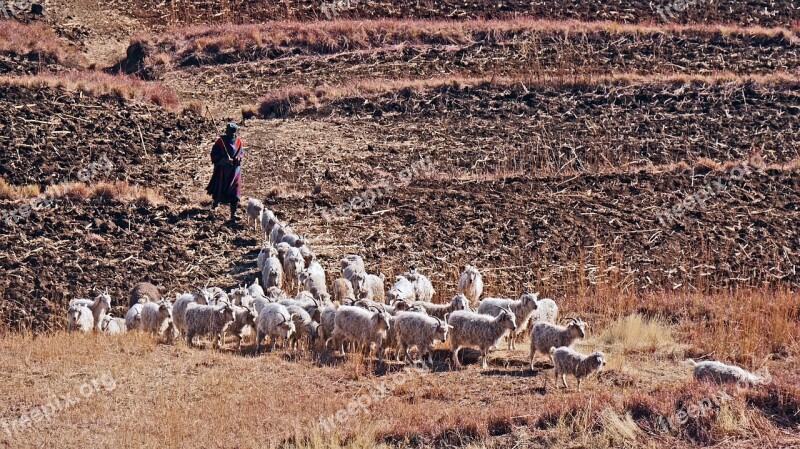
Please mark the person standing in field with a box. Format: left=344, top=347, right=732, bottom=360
left=207, top=122, right=244, bottom=223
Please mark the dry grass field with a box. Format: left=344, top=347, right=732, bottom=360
left=1, top=1, right=799, bottom=448
left=1, top=290, right=798, bottom=448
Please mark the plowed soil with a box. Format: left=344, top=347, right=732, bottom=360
left=126, top=0, right=800, bottom=28
left=0, top=83, right=215, bottom=199
left=0, top=201, right=258, bottom=331
left=162, top=30, right=800, bottom=113
left=244, top=79, right=800, bottom=185
left=0, top=85, right=235, bottom=331
left=2, top=70, right=799, bottom=336
left=258, top=166, right=800, bottom=296
left=0, top=53, right=64, bottom=75
left=154, top=28, right=799, bottom=69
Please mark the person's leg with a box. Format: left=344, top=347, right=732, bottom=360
left=230, top=199, right=239, bottom=221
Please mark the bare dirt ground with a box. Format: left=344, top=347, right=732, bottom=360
left=45, top=0, right=142, bottom=66
left=0, top=1, right=799, bottom=448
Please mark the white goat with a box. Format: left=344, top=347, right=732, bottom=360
left=331, top=277, right=355, bottom=304
left=448, top=308, right=516, bottom=369
left=280, top=233, right=305, bottom=248
left=245, top=198, right=264, bottom=230
left=299, top=260, right=328, bottom=299
left=172, top=291, right=211, bottom=336
left=184, top=302, right=237, bottom=349
left=274, top=242, right=291, bottom=264
left=226, top=305, right=258, bottom=349
left=256, top=246, right=276, bottom=271
left=387, top=276, right=415, bottom=304
left=283, top=247, right=306, bottom=293
left=67, top=304, right=94, bottom=333
left=530, top=318, right=587, bottom=369
left=458, top=265, right=483, bottom=305
left=318, top=306, right=337, bottom=348
left=69, top=291, right=112, bottom=331
left=413, top=294, right=470, bottom=320
left=355, top=297, right=419, bottom=315
left=99, top=314, right=127, bottom=334
left=261, top=209, right=278, bottom=243
left=271, top=223, right=292, bottom=247
left=404, top=268, right=435, bottom=302
left=262, top=255, right=284, bottom=290
left=531, top=297, right=558, bottom=324
left=140, top=300, right=174, bottom=340
left=347, top=271, right=384, bottom=302
left=550, top=347, right=606, bottom=391
left=299, top=245, right=315, bottom=267
left=125, top=303, right=143, bottom=331
left=477, top=293, right=539, bottom=350
left=329, top=305, right=390, bottom=359
left=285, top=304, right=317, bottom=351
left=229, top=286, right=251, bottom=306
left=394, top=311, right=450, bottom=366
left=255, top=303, right=297, bottom=352
left=205, top=287, right=230, bottom=306
left=247, top=278, right=265, bottom=298
left=687, top=359, right=768, bottom=387
left=340, top=255, right=365, bottom=275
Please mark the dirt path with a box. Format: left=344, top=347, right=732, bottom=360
left=46, top=0, right=142, bottom=66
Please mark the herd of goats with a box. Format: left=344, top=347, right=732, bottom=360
left=65, top=199, right=771, bottom=391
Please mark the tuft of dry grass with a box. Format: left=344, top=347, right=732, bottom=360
left=572, top=288, right=799, bottom=369
left=141, top=19, right=799, bottom=65
left=44, top=181, right=164, bottom=206
left=0, top=20, right=67, bottom=62
left=694, top=157, right=723, bottom=172
left=262, top=182, right=310, bottom=200
left=596, top=313, right=677, bottom=355
left=44, top=181, right=91, bottom=200
left=240, top=104, right=258, bottom=120
left=252, top=72, right=800, bottom=119
left=600, top=408, right=640, bottom=446
left=695, top=289, right=799, bottom=364
left=182, top=100, right=203, bottom=115
left=257, top=85, right=321, bottom=118
left=0, top=71, right=180, bottom=110
left=0, top=178, right=40, bottom=200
